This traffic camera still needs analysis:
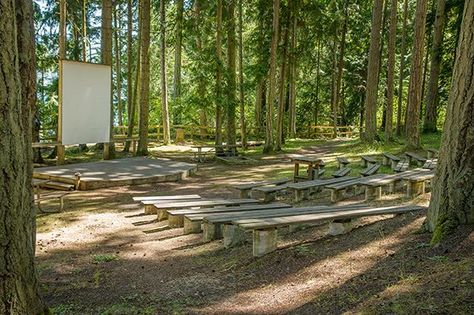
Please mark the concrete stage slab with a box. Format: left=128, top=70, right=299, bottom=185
left=33, top=157, right=197, bottom=190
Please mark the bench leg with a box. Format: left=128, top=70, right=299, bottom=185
left=427, top=152, right=433, bottom=159
left=239, top=189, right=251, bottom=199
left=253, top=228, right=277, bottom=257
left=202, top=222, right=223, bottom=242
left=157, top=208, right=168, bottom=221
left=331, top=190, right=342, bottom=203
left=407, top=180, right=425, bottom=198
left=168, top=214, right=184, bottom=228
left=293, top=189, right=302, bottom=203
left=391, top=160, right=398, bottom=170
left=361, top=160, right=367, bottom=167
left=263, top=192, right=276, bottom=203
left=383, top=156, right=389, bottom=166
left=365, top=186, right=382, bottom=201
left=328, top=219, right=353, bottom=236
left=144, top=204, right=157, bottom=215
left=183, top=218, right=202, bottom=234
left=223, top=224, right=247, bottom=248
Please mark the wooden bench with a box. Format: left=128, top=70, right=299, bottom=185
left=427, top=148, right=439, bottom=159
left=393, top=159, right=409, bottom=172
left=403, top=171, right=435, bottom=198
left=360, top=155, right=377, bottom=167
left=286, top=176, right=356, bottom=202
left=145, top=198, right=260, bottom=221
left=360, top=163, right=380, bottom=177
left=203, top=204, right=365, bottom=245
left=291, top=156, right=324, bottom=181
left=230, top=179, right=291, bottom=198
left=422, top=159, right=437, bottom=170
left=111, top=136, right=139, bottom=153
left=333, top=167, right=351, bottom=178
left=252, top=184, right=290, bottom=203
left=233, top=204, right=426, bottom=256
left=359, top=168, right=429, bottom=200
left=35, top=191, right=72, bottom=213
left=133, top=194, right=202, bottom=214
left=336, top=157, right=350, bottom=169
left=405, top=152, right=427, bottom=166
left=167, top=203, right=291, bottom=233
left=382, top=152, right=401, bottom=170
left=325, top=174, right=385, bottom=202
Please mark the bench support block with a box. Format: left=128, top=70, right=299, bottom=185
left=388, top=182, right=397, bottom=193
left=331, top=190, right=342, bottom=203
left=157, top=208, right=168, bottom=221
left=239, top=189, right=251, bottom=199
left=253, top=228, right=277, bottom=257
left=365, top=186, right=382, bottom=201
left=168, top=214, right=184, bottom=228
left=144, top=204, right=157, bottom=215
left=183, top=218, right=202, bottom=234
left=263, top=192, right=276, bottom=203
left=223, top=224, right=247, bottom=248
left=391, top=160, right=398, bottom=170
left=203, top=222, right=223, bottom=242
left=407, top=181, right=425, bottom=198
left=328, top=219, right=353, bottom=236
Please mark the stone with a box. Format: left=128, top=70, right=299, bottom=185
left=168, top=214, right=184, bottom=228
left=183, top=218, right=201, bottom=234
left=223, top=224, right=247, bottom=248
left=365, top=186, right=382, bottom=200
left=202, top=222, right=223, bottom=242
left=253, top=228, right=278, bottom=257
left=328, top=219, right=353, bottom=235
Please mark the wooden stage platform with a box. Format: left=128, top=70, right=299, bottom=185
left=33, top=157, right=197, bottom=190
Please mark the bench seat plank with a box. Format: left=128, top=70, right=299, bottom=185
left=230, top=179, right=290, bottom=191
left=152, top=198, right=259, bottom=209
left=133, top=194, right=201, bottom=202
left=237, top=205, right=426, bottom=230
left=169, top=202, right=290, bottom=217
left=287, top=176, right=356, bottom=190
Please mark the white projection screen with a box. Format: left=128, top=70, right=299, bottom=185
left=60, top=60, right=111, bottom=145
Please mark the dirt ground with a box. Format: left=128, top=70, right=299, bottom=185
left=36, top=147, right=474, bottom=314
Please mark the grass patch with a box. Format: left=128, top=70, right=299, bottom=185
left=92, top=254, right=119, bottom=264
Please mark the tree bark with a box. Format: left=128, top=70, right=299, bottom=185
left=385, top=0, right=398, bottom=140
left=334, top=6, right=348, bottom=138
left=215, top=0, right=224, bottom=147
left=405, top=0, right=428, bottom=149
left=427, top=2, right=474, bottom=242
left=225, top=0, right=237, bottom=147
left=124, top=0, right=134, bottom=152
left=173, top=0, right=183, bottom=125
left=114, top=3, right=123, bottom=127
left=263, top=0, right=280, bottom=153
left=160, top=0, right=171, bottom=145
left=314, top=39, right=321, bottom=126
left=137, top=0, right=151, bottom=155
left=102, top=0, right=115, bottom=158
left=423, top=0, right=447, bottom=133
left=288, top=0, right=298, bottom=138
left=238, top=0, right=247, bottom=148
left=0, top=1, right=45, bottom=312
left=396, top=0, right=409, bottom=136
left=195, top=0, right=207, bottom=139
left=276, top=16, right=289, bottom=151
left=363, top=0, right=384, bottom=142
left=82, top=0, right=88, bottom=62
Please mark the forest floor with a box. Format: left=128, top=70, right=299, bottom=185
left=35, top=135, right=474, bottom=314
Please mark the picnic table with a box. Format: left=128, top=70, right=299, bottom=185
left=291, top=156, right=324, bottom=182
left=192, top=144, right=240, bottom=162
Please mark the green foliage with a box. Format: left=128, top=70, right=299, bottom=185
left=91, top=254, right=118, bottom=264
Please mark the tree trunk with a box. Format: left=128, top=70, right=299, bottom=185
left=385, top=0, right=397, bottom=140
left=423, top=0, right=446, bottom=133
left=314, top=39, right=321, bottom=126
left=82, top=0, right=88, bottom=62
left=334, top=6, right=348, bottom=138
left=114, top=3, right=123, bottom=127
left=0, top=1, right=45, bottom=312
left=173, top=0, right=183, bottom=125
left=195, top=0, right=207, bottom=139
left=276, top=17, right=289, bottom=151
left=124, top=0, right=134, bottom=152
left=288, top=1, right=298, bottom=138
left=102, top=0, right=115, bottom=159
left=427, top=2, right=474, bottom=242
left=263, top=0, right=280, bottom=153
left=363, top=0, right=384, bottom=142
left=215, top=0, right=224, bottom=147
left=137, top=0, right=151, bottom=155
left=405, top=0, right=428, bottom=149
left=396, top=0, right=410, bottom=136
left=160, top=0, right=171, bottom=145
left=238, top=0, right=247, bottom=148
left=225, top=0, right=237, bottom=147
